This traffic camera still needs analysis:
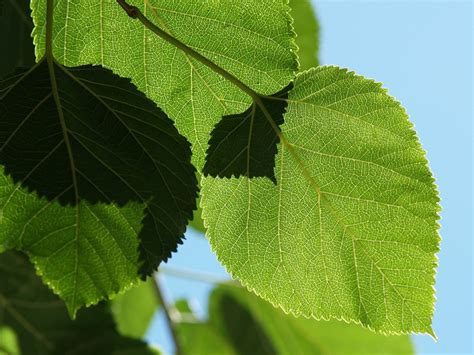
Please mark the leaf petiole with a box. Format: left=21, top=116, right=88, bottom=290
left=115, top=0, right=259, bottom=101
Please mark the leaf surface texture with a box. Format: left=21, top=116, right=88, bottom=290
left=202, top=66, right=440, bottom=335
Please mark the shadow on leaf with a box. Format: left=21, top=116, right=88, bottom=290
left=203, top=84, right=293, bottom=183
left=0, top=61, right=198, bottom=276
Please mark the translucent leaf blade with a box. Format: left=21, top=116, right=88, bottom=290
left=30, top=0, right=298, bottom=169
left=202, top=66, right=440, bottom=335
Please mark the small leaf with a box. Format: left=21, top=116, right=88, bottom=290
left=0, top=60, right=198, bottom=314
left=204, top=85, right=292, bottom=183
left=111, top=279, right=158, bottom=339
left=0, top=251, right=159, bottom=354
left=202, top=66, right=440, bottom=335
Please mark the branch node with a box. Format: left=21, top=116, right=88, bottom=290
left=116, top=0, right=139, bottom=19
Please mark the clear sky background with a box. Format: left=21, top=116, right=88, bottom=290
left=147, top=1, right=473, bottom=354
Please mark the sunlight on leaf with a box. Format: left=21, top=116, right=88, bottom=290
left=202, top=66, right=440, bottom=335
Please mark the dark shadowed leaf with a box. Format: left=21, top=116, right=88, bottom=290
left=0, top=0, right=35, bottom=77
left=0, top=60, right=198, bottom=314
left=0, top=251, right=160, bottom=355
left=203, top=85, right=292, bottom=183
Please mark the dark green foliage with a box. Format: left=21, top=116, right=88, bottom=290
left=0, top=251, right=158, bottom=355
left=203, top=85, right=292, bottom=183
left=0, top=0, right=35, bottom=78
left=0, top=61, right=198, bottom=276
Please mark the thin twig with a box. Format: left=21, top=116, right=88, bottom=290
left=151, top=275, right=182, bottom=355
left=160, top=266, right=240, bottom=286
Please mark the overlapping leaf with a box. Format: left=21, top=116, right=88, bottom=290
left=202, top=66, right=440, bottom=335
left=289, top=0, right=320, bottom=70
left=0, top=251, right=160, bottom=354
left=30, top=0, right=298, bottom=170
left=0, top=60, right=197, bottom=315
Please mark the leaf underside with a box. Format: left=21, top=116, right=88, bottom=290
left=0, top=60, right=197, bottom=315
left=204, top=84, right=292, bottom=183
left=202, top=66, right=440, bottom=335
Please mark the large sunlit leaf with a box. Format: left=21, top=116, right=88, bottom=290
left=202, top=66, right=440, bottom=335
left=210, top=285, right=414, bottom=355
left=0, top=60, right=197, bottom=315
left=31, top=0, right=297, bottom=170
left=0, top=251, right=160, bottom=354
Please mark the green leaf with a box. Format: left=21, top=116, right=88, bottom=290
left=210, top=285, right=414, bottom=355
left=202, top=66, right=440, bottom=335
left=0, top=61, right=197, bottom=315
left=31, top=0, right=298, bottom=171
left=29, top=0, right=298, bottom=237
left=0, top=251, right=159, bottom=354
left=111, top=279, right=158, bottom=339
left=289, top=0, right=320, bottom=69
left=204, top=84, right=292, bottom=183
left=0, top=0, right=35, bottom=77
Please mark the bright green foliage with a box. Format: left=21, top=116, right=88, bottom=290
left=210, top=285, right=414, bottom=355
left=202, top=66, right=440, bottom=335
left=289, top=0, right=320, bottom=69
left=30, top=0, right=298, bottom=170
left=0, top=168, right=143, bottom=318
left=0, top=0, right=440, bottom=341
left=0, top=251, right=159, bottom=354
left=178, top=322, right=237, bottom=355
left=0, top=61, right=197, bottom=315
left=112, top=279, right=158, bottom=339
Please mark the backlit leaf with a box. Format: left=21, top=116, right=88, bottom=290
left=202, top=66, right=440, bottom=335
left=31, top=0, right=297, bottom=170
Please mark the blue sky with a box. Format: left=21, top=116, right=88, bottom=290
left=147, top=1, right=473, bottom=354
